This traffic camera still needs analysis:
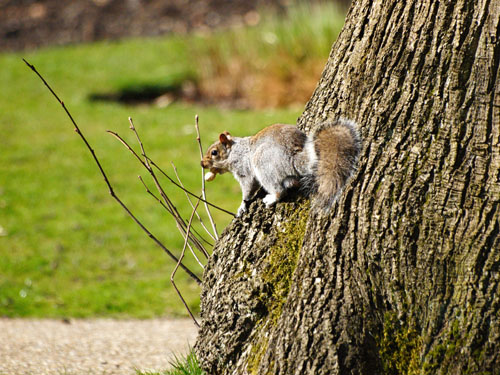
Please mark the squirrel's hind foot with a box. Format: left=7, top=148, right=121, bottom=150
left=263, top=193, right=279, bottom=207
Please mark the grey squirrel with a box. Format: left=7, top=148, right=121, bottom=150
left=201, top=119, right=361, bottom=217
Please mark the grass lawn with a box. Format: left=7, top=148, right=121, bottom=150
left=0, top=2, right=344, bottom=319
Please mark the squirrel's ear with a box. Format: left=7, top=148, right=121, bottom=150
left=219, top=132, right=232, bottom=145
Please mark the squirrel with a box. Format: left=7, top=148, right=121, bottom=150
left=201, top=119, right=361, bottom=217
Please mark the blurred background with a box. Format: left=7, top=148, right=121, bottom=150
left=0, top=0, right=348, bottom=319
left=0, top=0, right=350, bottom=50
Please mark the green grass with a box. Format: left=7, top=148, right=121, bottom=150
left=0, top=2, right=345, bottom=319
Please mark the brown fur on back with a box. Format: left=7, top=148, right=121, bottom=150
left=251, top=124, right=306, bottom=155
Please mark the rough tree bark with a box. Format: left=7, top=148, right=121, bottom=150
left=195, top=0, right=500, bottom=374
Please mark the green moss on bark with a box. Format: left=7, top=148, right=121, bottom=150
left=246, top=201, right=310, bottom=374
left=261, top=200, right=310, bottom=324
left=378, top=312, right=423, bottom=375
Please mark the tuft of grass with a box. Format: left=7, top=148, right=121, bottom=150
left=137, top=350, right=205, bottom=375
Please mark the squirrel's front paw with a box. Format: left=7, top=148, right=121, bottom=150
left=263, top=194, right=278, bottom=207
left=236, top=202, right=247, bottom=217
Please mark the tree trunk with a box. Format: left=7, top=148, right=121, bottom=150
left=195, top=0, right=500, bottom=374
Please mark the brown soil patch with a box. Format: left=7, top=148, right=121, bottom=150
left=0, top=0, right=290, bottom=52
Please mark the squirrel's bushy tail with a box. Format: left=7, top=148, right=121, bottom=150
left=303, top=119, right=361, bottom=209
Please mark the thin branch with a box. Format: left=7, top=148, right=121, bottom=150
left=171, top=199, right=201, bottom=328
left=23, top=58, right=201, bottom=285
left=150, top=157, right=235, bottom=217
left=195, top=114, right=219, bottom=239
left=129, top=118, right=177, bottom=215
left=108, top=126, right=208, bottom=256
left=130, top=120, right=211, bottom=262
left=171, top=161, right=215, bottom=250
left=138, top=175, right=207, bottom=267
left=106, top=130, right=235, bottom=217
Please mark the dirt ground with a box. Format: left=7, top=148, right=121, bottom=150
left=0, top=0, right=293, bottom=51
left=0, top=318, right=199, bottom=375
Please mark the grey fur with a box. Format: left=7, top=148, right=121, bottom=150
left=201, top=121, right=361, bottom=216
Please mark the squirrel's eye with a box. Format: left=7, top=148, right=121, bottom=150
left=211, top=150, right=218, bottom=156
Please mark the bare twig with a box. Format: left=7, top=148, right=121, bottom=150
left=129, top=118, right=210, bottom=259
left=171, top=161, right=215, bottom=250
left=195, top=115, right=219, bottom=239
left=150, top=157, right=235, bottom=217
left=23, top=58, right=201, bottom=285
left=107, top=127, right=208, bottom=256
left=106, top=130, right=235, bottom=217
left=171, top=199, right=201, bottom=327
left=138, top=175, right=205, bottom=269
left=129, top=118, right=177, bottom=215
left=137, top=175, right=209, bottom=247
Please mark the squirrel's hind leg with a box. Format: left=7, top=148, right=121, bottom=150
left=259, top=178, right=286, bottom=207
left=253, top=168, right=285, bottom=207
left=262, top=177, right=299, bottom=207
left=252, top=145, right=295, bottom=208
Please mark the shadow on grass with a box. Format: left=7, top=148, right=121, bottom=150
left=89, top=79, right=200, bottom=106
